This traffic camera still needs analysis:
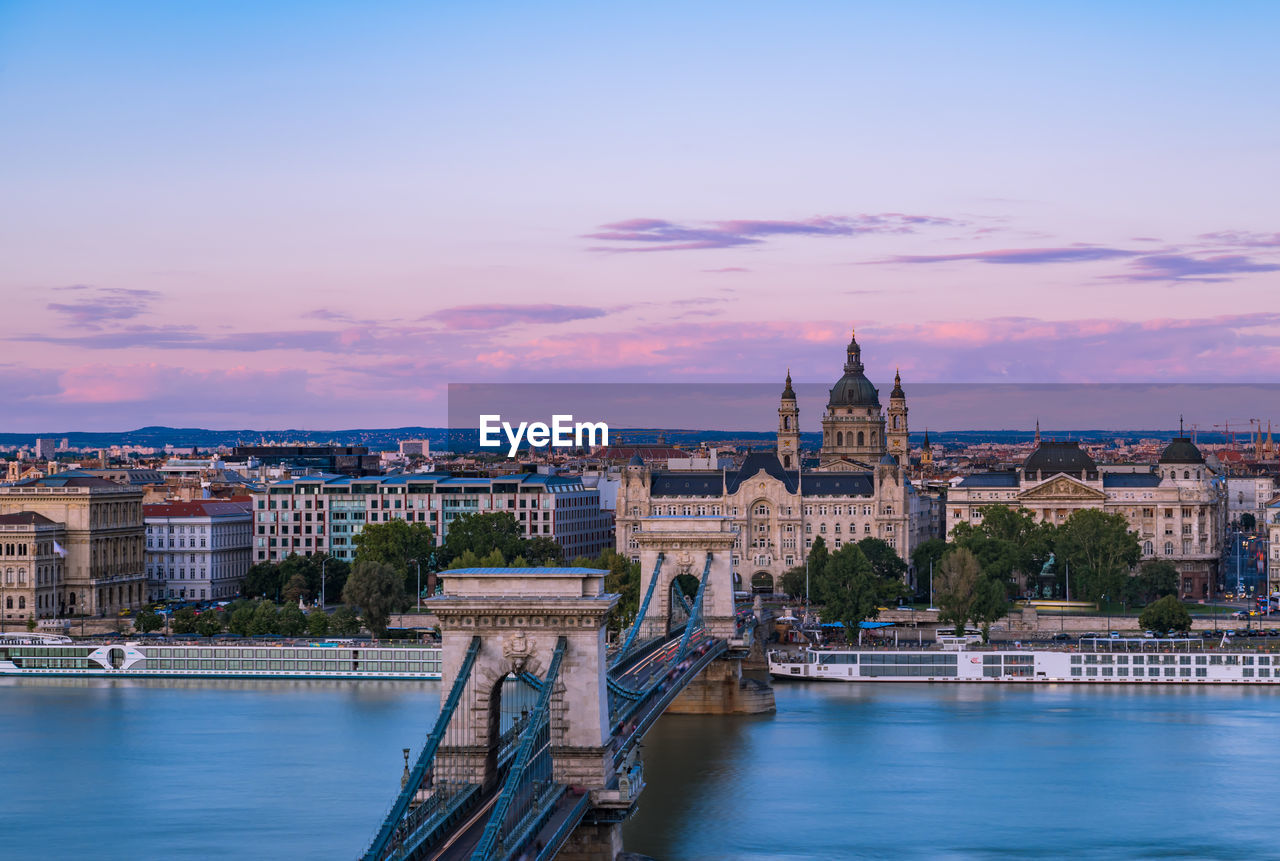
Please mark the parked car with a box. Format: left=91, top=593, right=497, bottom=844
left=1052, top=633, right=1072, bottom=642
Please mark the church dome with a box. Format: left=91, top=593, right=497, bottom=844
left=1022, top=441, right=1097, bottom=476
left=828, top=328, right=880, bottom=407
left=1159, top=437, right=1204, bottom=464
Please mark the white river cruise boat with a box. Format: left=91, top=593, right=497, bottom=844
left=0, top=635, right=442, bottom=680
left=769, top=636, right=1280, bottom=684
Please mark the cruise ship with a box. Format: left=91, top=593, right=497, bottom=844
left=0, top=635, right=442, bottom=680
left=768, top=636, right=1280, bottom=684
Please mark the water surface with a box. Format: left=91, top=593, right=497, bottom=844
left=5, top=678, right=1278, bottom=860
left=624, top=682, right=1280, bottom=860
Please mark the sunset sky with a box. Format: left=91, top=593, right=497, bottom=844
left=3, top=2, right=1278, bottom=431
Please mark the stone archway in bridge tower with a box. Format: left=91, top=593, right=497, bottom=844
left=632, top=519, right=739, bottom=643
left=428, top=567, right=619, bottom=793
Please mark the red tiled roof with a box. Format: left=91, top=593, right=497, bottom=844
left=143, top=501, right=251, bottom=519
left=0, top=512, right=58, bottom=526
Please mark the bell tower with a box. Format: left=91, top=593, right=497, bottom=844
left=777, top=369, right=800, bottom=469
left=887, top=368, right=909, bottom=466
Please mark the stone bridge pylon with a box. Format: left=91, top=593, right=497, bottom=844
left=632, top=518, right=775, bottom=715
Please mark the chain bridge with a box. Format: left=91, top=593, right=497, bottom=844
left=360, top=520, right=774, bottom=861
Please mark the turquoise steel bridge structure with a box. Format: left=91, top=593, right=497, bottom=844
left=360, top=544, right=766, bottom=861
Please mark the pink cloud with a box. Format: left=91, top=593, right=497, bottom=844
left=585, top=213, right=960, bottom=252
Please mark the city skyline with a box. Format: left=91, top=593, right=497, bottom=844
left=3, top=2, right=1279, bottom=431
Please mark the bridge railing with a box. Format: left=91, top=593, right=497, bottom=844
left=676, top=553, right=713, bottom=659
left=611, top=553, right=663, bottom=668
left=362, top=636, right=481, bottom=861
left=471, top=636, right=568, bottom=861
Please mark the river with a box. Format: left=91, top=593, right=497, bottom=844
left=3, top=677, right=1278, bottom=859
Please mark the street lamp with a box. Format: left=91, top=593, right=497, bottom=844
left=318, top=553, right=330, bottom=610
left=411, top=558, right=422, bottom=613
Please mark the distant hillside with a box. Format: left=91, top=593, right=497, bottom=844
left=0, top=425, right=1231, bottom=452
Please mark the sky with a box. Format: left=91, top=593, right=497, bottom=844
left=2, top=1, right=1278, bottom=432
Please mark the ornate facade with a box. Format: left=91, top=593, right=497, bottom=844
left=816, top=329, right=901, bottom=468
left=0, top=471, right=146, bottom=617
left=615, top=329, right=942, bottom=594
left=947, top=439, right=1226, bottom=599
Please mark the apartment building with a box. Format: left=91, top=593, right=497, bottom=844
left=144, top=500, right=253, bottom=601
left=251, top=472, right=612, bottom=564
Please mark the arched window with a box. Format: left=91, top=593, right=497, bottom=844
left=871, top=431, right=877, bottom=444
left=17, top=597, right=25, bottom=610
left=857, top=431, right=865, bottom=447
left=1143, top=540, right=1153, bottom=555
left=4, top=597, right=10, bottom=609
left=836, top=431, right=844, bottom=446
left=1164, top=541, right=1173, bottom=556
left=893, top=415, right=900, bottom=428
left=783, top=416, right=790, bottom=430
left=783, top=455, right=791, bottom=468
left=1183, top=470, right=1190, bottom=479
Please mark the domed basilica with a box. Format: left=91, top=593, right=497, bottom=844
left=777, top=327, right=908, bottom=470
left=616, top=326, right=943, bottom=594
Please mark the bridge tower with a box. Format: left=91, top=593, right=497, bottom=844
left=431, top=567, right=618, bottom=797
left=633, top=519, right=775, bottom=715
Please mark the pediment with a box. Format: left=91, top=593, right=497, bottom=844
left=1017, top=474, right=1106, bottom=502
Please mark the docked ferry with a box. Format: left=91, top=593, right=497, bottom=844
left=768, top=638, right=1280, bottom=684
left=0, top=635, right=442, bottom=680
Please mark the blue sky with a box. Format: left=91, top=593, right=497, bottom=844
left=1, top=1, right=1278, bottom=430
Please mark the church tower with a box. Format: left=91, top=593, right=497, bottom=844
left=886, top=368, right=909, bottom=466
left=921, top=427, right=933, bottom=471
left=819, top=327, right=887, bottom=468
left=777, top=369, right=800, bottom=469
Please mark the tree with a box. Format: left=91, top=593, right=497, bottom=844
left=1241, top=512, right=1256, bottom=532
left=282, top=573, right=310, bottom=605
left=278, top=604, right=307, bottom=636
left=195, top=610, right=224, bottom=637
left=780, top=566, right=807, bottom=600
left=440, top=512, right=525, bottom=566
left=307, top=609, right=331, bottom=638
left=817, top=544, right=903, bottom=642
left=951, top=505, right=1054, bottom=595
left=353, top=520, right=437, bottom=595
left=971, top=576, right=1010, bottom=644
left=1129, top=560, right=1180, bottom=606
left=1139, top=594, right=1192, bottom=633
left=229, top=603, right=255, bottom=637
left=171, top=607, right=198, bottom=635
left=330, top=605, right=361, bottom=637
left=1054, top=509, right=1141, bottom=602
left=857, top=538, right=908, bottom=586
left=911, top=538, right=948, bottom=601
left=572, top=550, right=641, bottom=633
left=248, top=602, right=279, bottom=637
left=936, top=548, right=981, bottom=637
left=244, top=562, right=283, bottom=600
left=525, top=536, right=563, bottom=567
left=806, top=537, right=831, bottom=603
left=135, top=609, right=163, bottom=634
left=342, top=560, right=407, bottom=637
